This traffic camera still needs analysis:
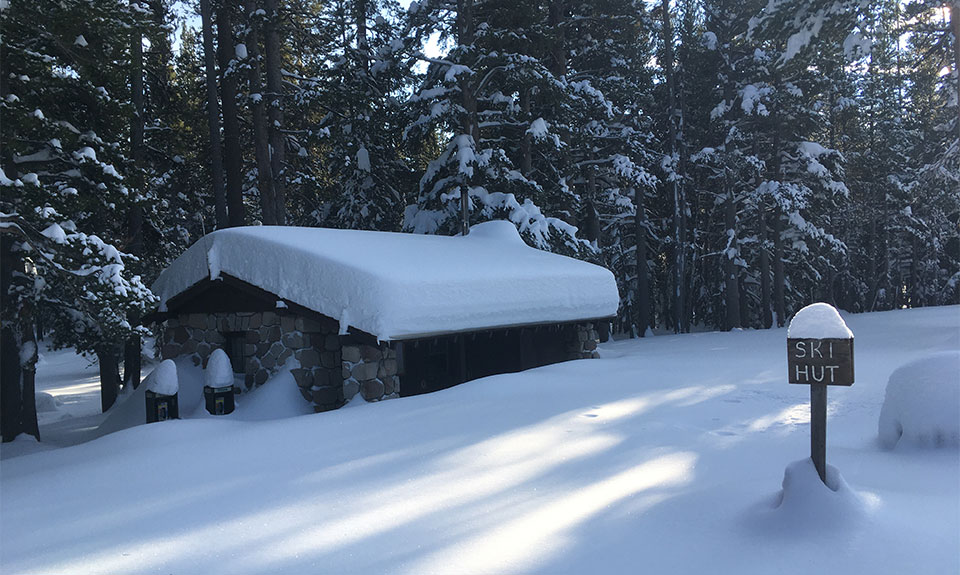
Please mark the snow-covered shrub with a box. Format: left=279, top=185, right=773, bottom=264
left=878, top=351, right=960, bottom=449
left=35, top=392, right=61, bottom=413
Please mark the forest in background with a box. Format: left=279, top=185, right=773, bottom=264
left=1, top=0, right=958, bottom=439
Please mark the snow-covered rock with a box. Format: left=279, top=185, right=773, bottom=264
left=204, top=349, right=234, bottom=389
left=787, top=302, right=853, bottom=339
left=878, top=351, right=960, bottom=449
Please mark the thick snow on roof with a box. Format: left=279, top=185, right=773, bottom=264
left=153, top=221, right=619, bottom=340
left=787, top=302, right=853, bottom=339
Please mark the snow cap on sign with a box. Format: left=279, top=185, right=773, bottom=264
left=787, top=302, right=853, bottom=339
left=145, top=359, right=179, bottom=395
left=205, top=349, right=235, bottom=389
left=152, top=222, right=620, bottom=341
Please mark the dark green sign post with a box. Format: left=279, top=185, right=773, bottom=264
left=787, top=305, right=855, bottom=484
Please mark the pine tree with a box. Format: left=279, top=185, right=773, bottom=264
left=1, top=0, right=158, bottom=434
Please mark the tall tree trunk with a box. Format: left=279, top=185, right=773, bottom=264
left=199, top=0, right=228, bottom=229
left=661, top=0, right=686, bottom=334
left=952, top=4, right=960, bottom=143
left=635, top=188, right=651, bottom=336
left=759, top=197, right=772, bottom=328
left=355, top=0, right=368, bottom=64
left=98, top=346, right=121, bottom=413
left=774, top=209, right=785, bottom=326
left=770, top=121, right=785, bottom=326
left=548, top=1, right=566, bottom=78
left=0, top=236, right=39, bottom=442
left=457, top=0, right=477, bottom=236
left=909, top=235, right=920, bottom=307
left=520, top=88, right=532, bottom=175
left=125, top=2, right=144, bottom=389
left=244, top=0, right=276, bottom=225
left=264, top=0, right=286, bottom=224
left=583, top=161, right=600, bottom=244
left=723, top=172, right=741, bottom=330
left=18, top=300, right=39, bottom=440
left=217, top=0, right=246, bottom=227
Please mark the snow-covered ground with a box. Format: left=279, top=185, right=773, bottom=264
left=1, top=306, right=957, bottom=574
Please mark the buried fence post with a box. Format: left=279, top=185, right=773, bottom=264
left=786, top=303, right=855, bottom=484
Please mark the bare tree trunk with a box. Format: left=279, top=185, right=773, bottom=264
left=0, top=236, right=40, bottom=442
left=952, top=5, right=960, bottom=143
left=457, top=0, right=477, bottom=236
left=355, top=0, right=368, bottom=63
left=635, top=189, right=651, bottom=336
left=264, top=0, right=286, bottom=224
left=774, top=209, right=785, bottom=326
left=661, top=0, right=686, bottom=334
left=770, top=122, right=786, bottom=326
left=199, top=0, right=228, bottom=229
left=98, top=346, right=121, bottom=413
left=125, top=2, right=144, bottom=389
left=520, top=87, right=532, bottom=175
left=244, top=0, right=276, bottom=225
left=217, top=0, right=246, bottom=227
left=723, top=171, right=741, bottom=330
left=759, top=197, right=772, bottom=328
left=548, top=1, right=566, bottom=77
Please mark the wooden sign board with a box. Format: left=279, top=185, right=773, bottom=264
left=787, top=338, right=854, bottom=386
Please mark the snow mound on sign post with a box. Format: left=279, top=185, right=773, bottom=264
left=747, top=458, right=877, bottom=535
left=787, top=302, right=853, bottom=339
left=145, top=359, right=179, bottom=395
left=878, top=351, right=960, bottom=449
left=204, top=349, right=233, bottom=388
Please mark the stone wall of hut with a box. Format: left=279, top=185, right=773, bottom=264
left=566, top=322, right=601, bottom=360
left=158, top=311, right=395, bottom=412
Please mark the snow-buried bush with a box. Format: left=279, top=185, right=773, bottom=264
left=878, top=351, right=960, bottom=449
left=35, top=391, right=62, bottom=413
left=204, top=348, right=234, bottom=388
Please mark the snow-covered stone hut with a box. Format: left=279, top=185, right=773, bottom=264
left=150, top=221, right=619, bottom=412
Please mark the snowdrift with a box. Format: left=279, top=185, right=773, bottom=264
left=878, top=351, right=960, bottom=449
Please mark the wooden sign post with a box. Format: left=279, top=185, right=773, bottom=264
left=786, top=303, right=854, bottom=484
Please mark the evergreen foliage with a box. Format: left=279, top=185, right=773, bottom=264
left=2, top=0, right=958, bottom=440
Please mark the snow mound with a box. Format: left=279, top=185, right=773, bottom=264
left=204, top=349, right=234, bottom=389
left=153, top=224, right=619, bottom=340
left=467, top=219, right=525, bottom=245
left=35, top=391, right=62, bottom=412
left=788, top=302, right=853, bottom=339
left=878, top=351, right=960, bottom=449
left=98, top=358, right=199, bottom=437
left=145, top=359, right=179, bottom=395
left=234, top=360, right=314, bottom=421
left=748, top=458, right=877, bottom=535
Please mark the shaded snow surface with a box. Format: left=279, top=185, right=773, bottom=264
left=152, top=222, right=619, bottom=340
left=1, top=306, right=958, bottom=575
left=878, top=351, right=960, bottom=449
